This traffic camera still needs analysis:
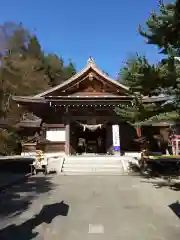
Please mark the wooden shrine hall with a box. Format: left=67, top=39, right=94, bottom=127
left=13, top=57, right=166, bottom=156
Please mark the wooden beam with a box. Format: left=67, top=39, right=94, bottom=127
left=66, top=115, right=121, bottom=121
left=60, top=74, right=89, bottom=92
left=91, top=72, right=121, bottom=92
left=45, top=124, right=65, bottom=128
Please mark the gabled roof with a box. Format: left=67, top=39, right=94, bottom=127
left=34, top=57, right=129, bottom=98
left=17, top=114, right=42, bottom=128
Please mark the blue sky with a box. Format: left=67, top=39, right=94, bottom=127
left=0, top=0, right=170, bottom=78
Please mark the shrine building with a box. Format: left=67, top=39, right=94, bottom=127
left=13, top=57, right=167, bottom=156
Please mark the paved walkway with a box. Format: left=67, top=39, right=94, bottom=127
left=0, top=175, right=180, bottom=239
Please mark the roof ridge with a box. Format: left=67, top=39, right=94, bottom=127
left=33, top=58, right=129, bottom=98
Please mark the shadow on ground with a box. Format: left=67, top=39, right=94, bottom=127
left=0, top=201, right=69, bottom=239
left=141, top=179, right=180, bottom=191
left=0, top=175, right=56, bottom=217
left=169, top=201, right=180, bottom=219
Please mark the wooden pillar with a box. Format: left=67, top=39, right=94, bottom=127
left=106, top=124, right=113, bottom=153
left=65, top=106, right=70, bottom=155
left=65, top=123, right=70, bottom=155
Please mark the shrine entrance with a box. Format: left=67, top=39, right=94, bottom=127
left=70, top=121, right=107, bottom=155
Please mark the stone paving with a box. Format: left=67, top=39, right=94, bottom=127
left=0, top=175, right=180, bottom=239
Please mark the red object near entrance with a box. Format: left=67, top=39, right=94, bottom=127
left=136, top=127, right=142, bottom=137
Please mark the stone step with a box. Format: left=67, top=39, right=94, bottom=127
left=60, top=172, right=127, bottom=176
left=66, top=155, right=129, bottom=160
left=64, top=160, right=123, bottom=165
left=62, top=167, right=124, bottom=172
left=65, top=156, right=133, bottom=161
left=63, top=164, right=123, bottom=168
left=61, top=155, right=132, bottom=175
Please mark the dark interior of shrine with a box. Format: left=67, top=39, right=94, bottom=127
left=70, top=122, right=107, bottom=154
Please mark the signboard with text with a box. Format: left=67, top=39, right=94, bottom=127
left=112, top=124, right=120, bottom=151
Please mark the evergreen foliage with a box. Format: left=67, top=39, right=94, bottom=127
left=139, top=0, right=180, bottom=54
left=116, top=1, right=180, bottom=126
left=0, top=22, right=76, bottom=155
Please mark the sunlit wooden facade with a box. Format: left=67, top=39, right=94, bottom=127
left=13, top=58, right=169, bottom=155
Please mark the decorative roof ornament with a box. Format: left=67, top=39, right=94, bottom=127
left=87, top=56, right=95, bottom=65
left=88, top=72, right=93, bottom=81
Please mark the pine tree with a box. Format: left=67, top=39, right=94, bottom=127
left=140, top=0, right=180, bottom=118
left=121, top=0, right=180, bottom=126
left=27, top=35, right=42, bottom=59
left=0, top=23, right=46, bottom=154
left=43, top=55, right=76, bottom=87
left=139, top=0, right=180, bottom=54
left=62, top=60, right=76, bottom=81
left=116, top=54, right=163, bottom=126
left=0, top=21, right=77, bottom=154
left=120, top=54, right=161, bottom=95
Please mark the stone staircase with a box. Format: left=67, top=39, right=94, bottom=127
left=61, top=154, right=133, bottom=175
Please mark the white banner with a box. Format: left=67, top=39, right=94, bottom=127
left=112, top=125, right=120, bottom=151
